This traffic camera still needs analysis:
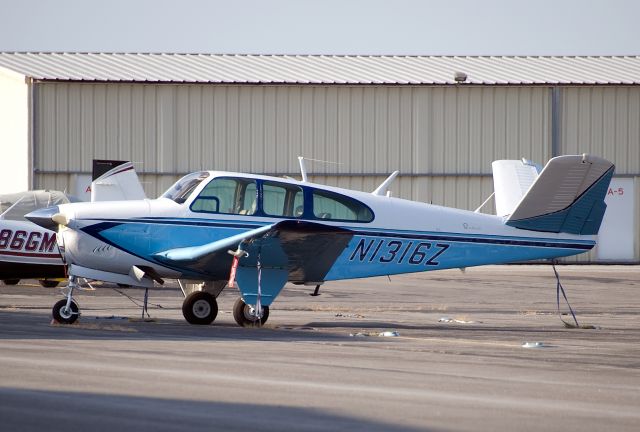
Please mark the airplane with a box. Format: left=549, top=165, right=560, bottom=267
left=26, top=154, right=614, bottom=327
left=0, top=189, right=74, bottom=287
left=0, top=160, right=145, bottom=287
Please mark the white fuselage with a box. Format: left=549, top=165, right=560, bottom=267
left=53, top=171, right=595, bottom=285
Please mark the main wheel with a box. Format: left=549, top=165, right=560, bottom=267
left=232, top=297, right=269, bottom=327
left=3, top=279, right=19, bottom=285
left=39, top=280, right=60, bottom=288
left=52, top=299, right=79, bottom=324
left=182, top=291, right=218, bottom=325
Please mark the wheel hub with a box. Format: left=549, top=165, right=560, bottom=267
left=59, top=306, right=73, bottom=319
left=192, top=299, right=211, bottom=318
left=244, top=305, right=262, bottom=321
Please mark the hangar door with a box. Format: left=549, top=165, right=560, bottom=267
left=596, top=178, right=635, bottom=261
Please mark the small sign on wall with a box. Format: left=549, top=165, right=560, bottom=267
left=597, top=178, right=635, bottom=261
left=74, top=174, right=92, bottom=202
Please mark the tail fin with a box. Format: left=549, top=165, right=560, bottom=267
left=91, top=160, right=146, bottom=202
left=492, top=159, right=541, bottom=217
left=505, top=154, right=614, bottom=235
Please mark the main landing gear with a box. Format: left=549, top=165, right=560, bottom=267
left=179, top=280, right=226, bottom=325
left=232, top=297, right=269, bottom=327
left=178, top=279, right=271, bottom=327
left=51, top=276, right=80, bottom=324
left=180, top=294, right=270, bottom=327
left=182, top=291, right=218, bottom=325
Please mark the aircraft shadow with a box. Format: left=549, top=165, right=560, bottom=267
left=0, top=309, right=387, bottom=343
left=0, top=387, right=433, bottom=432
left=0, top=308, right=587, bottom=343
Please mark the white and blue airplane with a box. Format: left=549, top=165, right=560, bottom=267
left=27, top=154, right=614, bottom=327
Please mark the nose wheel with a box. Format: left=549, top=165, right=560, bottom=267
left=51, top=275, right=81, bottom=324
left=233, top=297, right=269, bottom=327
left=182, top=291, right=218, bottom=325
left=52, top=299, right=79, bottom=324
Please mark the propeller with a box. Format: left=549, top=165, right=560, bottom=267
left=24, top=206, right=63, bottom=231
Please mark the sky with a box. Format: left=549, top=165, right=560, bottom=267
left=0, top=0, right=638, bottom=55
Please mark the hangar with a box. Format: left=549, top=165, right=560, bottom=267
left=0, top=52, right=637, bottom=262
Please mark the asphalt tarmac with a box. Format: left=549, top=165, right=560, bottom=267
left=0, top=265, right=638, bottom=431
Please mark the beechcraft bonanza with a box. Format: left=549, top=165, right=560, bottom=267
left=0, top=160, right=145, bottom=287
left=27, top=155, right=614, bottom=327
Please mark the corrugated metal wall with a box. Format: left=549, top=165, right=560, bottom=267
left=561, top=87, right=640, bottom=262
left=32, top=82, right=638, bottom=262
left=34, top=83, right=549, bottom=207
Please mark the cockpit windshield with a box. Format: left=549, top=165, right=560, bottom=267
left=161, top=172, right=210, bottom=204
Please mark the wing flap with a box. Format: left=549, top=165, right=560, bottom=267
left=276, top=222, right=353, bottom=282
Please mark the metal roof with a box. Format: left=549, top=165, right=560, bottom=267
left=0, top=52, right=639, bottom=85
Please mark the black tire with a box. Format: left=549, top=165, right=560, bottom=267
left=182, top=291, right=218, bottom=325
left=232, top=297, right=269, bottom=327
left=3, top=279, right=19, bottom=285
left=52, top=299, right=79, bottom=324
left=39, top=280, right=60, bottom=288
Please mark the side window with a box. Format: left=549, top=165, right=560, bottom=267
left=312, top=190, right=373, bottom=222
left=191, top=177, right=257, bottom=215
left=262, top=181, right=304, bottom=217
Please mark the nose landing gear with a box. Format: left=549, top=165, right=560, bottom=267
left=52, top=298, right=79, bottom=324
left=52, top=276, right=80, bottom=324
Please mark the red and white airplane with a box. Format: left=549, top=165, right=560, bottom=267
left=0, top=160, right=145, bottom=287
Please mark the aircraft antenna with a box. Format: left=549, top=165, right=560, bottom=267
left=297, top=156, right=343, bottom=182
left=298, top=156, right=308, bottom=182
left=372, top=171, right=399, bottom=196
left=474, top=192, right=495, bottom=213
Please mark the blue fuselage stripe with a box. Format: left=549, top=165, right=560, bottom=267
left=348, top=230, right=592, bottom=250
left=82, top=217, right=593, bottom=250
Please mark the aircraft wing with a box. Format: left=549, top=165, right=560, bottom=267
left=153, top=220, right=354, bottom=283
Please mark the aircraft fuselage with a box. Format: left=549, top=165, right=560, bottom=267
left=51, top=171, right=594, bottom=285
